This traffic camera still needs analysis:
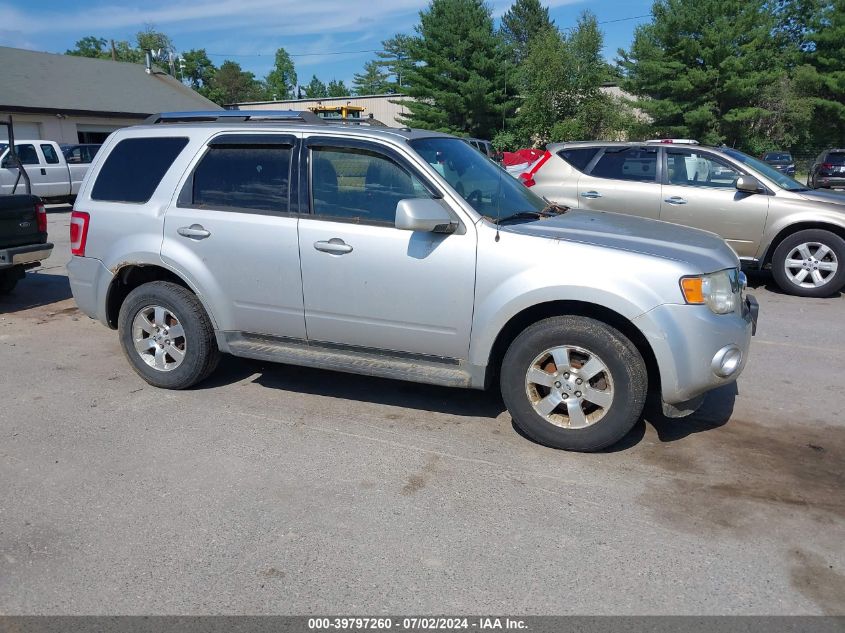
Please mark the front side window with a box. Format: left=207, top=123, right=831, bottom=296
left=589, top=147, right=657, bottom=182
left=666, top=150, right=739, bottom=188
left=92, top=137, right=188, bottom=203
left=191, top=146, right=291, bottom=213
left=310, top=146, right=432, bottom=224
left=409, top=137, right=546, bottom=219
left=41, top=144, right=59, bottom=164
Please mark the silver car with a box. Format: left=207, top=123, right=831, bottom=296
left=67, top=111, right=756, bottom=452
left=523, top=141, right=845, bottom=298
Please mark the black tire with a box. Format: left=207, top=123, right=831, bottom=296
left=118, top=281, right=220, bottom=389
left=770, top=229, right=845, bottom=298
left=500, top=316, right=647, bottom=452
left=0, top=267, right=22, bottom=295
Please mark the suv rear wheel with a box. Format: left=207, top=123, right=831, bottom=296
left=500, top=316, right=647, bottom=451
left=771, top=229, right=845, bottom=297
left=118, top=281, right=220, bottom=389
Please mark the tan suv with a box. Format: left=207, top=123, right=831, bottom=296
left=523, top=141, right=845, bottom=297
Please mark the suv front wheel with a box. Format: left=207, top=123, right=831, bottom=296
left=118, top=281, right=220, bottom=389
left=771, top=229, right=845, bottom=297
left=500, top=316, right=647, bottom=451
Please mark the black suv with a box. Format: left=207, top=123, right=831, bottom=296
left=809, top=149, right=845, bottom=189
left=761, top=151, right=795, bottom=176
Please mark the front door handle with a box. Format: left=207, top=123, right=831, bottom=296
left=177, top=224, right=211, bottom=239
left=40, top=168, right=47, bottom=176
left=664, top=196, right=687, bottom=205
left=580, top=191, right=602, bottom=199
left=314, top=238, right=353, bottom=254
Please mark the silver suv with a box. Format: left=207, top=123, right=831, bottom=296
left=68, top=111, right=757, bottom=452
left=523, top=141, right=845, bottom=298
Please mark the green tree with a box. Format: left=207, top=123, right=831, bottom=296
left=376, top=34, right=417, bottom=91
left=206, top=60, right=265, bottom=105
left=327, top=79, right=350, bottom=97
left=401, top=0, right=514, bottom=138
left=304, top=75, right=328, bottom=98
left=618, top=0, right=785, bottom=148
left=500, top=0, right=555, bottom=65
left=265, top=47, right=297, bottom=100
left=180, top=49, right=216, bottom=93
left=352, top=60, right=391, bottom=95
left=66, top=36, right=109, bottom=58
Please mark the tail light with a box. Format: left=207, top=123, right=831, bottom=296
left=35, top=202, right=47, bottom=233
left=518, top=151, right=552, bottom=188
left=70, top=211, right=90, bottom=257
left=822, top=163, right=834, bottom=170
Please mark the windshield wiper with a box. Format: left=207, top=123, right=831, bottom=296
left=496, top=204, right=569, bottom=224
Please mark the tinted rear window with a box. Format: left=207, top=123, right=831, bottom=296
left=92, top=137, right=188, bottom=203
left=558, top=148, right=599, bottom=172
left=764, top=152, right=792, bottom=162
left=827, top=152, right=845, bottom=165
left=190, top=146, right=291, bottom=213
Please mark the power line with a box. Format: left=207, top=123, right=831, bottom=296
left=203, top=14, right=653, bottom=59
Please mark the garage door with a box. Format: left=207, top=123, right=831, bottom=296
left=0, top=122, right=41, bottom=140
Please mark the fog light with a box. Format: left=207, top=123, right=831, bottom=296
left=712, top=345, right=742, bottom=378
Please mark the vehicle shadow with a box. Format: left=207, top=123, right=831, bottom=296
left=0, top=271, right=73, bottom=313
left=200, top=355, right=508, bottom=419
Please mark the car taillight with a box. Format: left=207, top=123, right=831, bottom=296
left=35, top=202, right=47, bottom=233
left=70, top=211, right=90, bottom=257
left=822, top=163, right=834, bottom=170
left=518, top=151, right=552, bottom=188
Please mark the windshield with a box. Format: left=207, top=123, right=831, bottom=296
left=723, top=148, right=807, bottom=191
left=763, top=152, right=792, bottom=163
left=409, top=137, right=546, bottom=219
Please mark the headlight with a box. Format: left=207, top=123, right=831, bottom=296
left=680, top=269, right=740, bottom=314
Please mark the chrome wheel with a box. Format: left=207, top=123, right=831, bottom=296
left=784, top=242, right=839, bottom=288
left=131, top=305, right=186, bottom=371
left=524, top=345, right=614, bottom=429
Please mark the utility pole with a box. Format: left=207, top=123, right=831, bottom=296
left=110, top=39, right=117, bottom=61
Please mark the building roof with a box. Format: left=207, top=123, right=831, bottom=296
left=0, top=46, right=220, bottom=117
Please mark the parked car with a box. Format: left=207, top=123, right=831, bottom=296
left=68, top=111, right=756, bottom=452
left=808, top=148, right=845, bottom=190
left=60, top=143, right=101, bottom=165
left=464, top=137, right=494, bottom=158
left=0, top=140, right=92, bottom=201
left=761, top=151, right=796, bottom=176
left=522, top=141, right=845, bottom=298
left=0, top=194, right=53, bottom=294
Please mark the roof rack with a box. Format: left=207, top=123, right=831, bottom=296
left=145, top=110, right=389, bottom=128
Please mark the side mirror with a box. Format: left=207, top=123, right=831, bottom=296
left=395, top=198, right=456, bottom=233
left=736, top=175, right=761, bottom=193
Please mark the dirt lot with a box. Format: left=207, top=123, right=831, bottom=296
left=1, top=209, right=843, bottom=615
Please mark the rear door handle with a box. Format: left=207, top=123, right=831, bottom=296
left=314, top=238, right=353, bottom=254
left=664, top=196, right=687, bottom=205
left=580, top=191, right=602, bottom=199
left=40, top=168, right=46, bottom=176
left=177, top=224, right=211, bottom=239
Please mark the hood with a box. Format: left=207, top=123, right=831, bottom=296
left=503, top=209, right=739, bottom=273
left=794, top=189, right=845, bottom=207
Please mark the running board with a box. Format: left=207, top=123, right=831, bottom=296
left=224, top=332, right=473, bottom=388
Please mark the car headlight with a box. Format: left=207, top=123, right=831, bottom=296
left=680, top=269, right=740, bottom=314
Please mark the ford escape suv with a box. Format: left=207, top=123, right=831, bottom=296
left=523, top=141, right=845, bottom=298
left=68, top=111, right=757, bottom=452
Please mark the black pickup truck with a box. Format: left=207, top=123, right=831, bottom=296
left=0, top=194, right=54, bottom=294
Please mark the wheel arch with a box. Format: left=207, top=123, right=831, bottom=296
left=484, top=300, right=659, bottom=394
left=762, top=221, right=845, bottom=266
left=105, top=264, right=216, bottom=330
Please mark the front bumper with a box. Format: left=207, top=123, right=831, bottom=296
left=633, top=294, right=757, bottom=407
left=0, top=243, right=53, bottom=268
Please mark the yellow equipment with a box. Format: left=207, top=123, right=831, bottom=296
left=308, top=103, right=365, bottom=120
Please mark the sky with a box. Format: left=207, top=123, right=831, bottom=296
left=0, top=0, right=654, bottom=89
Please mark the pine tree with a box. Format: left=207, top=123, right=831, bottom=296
left=402, top=0, right=514, bottom=138
left=265, top=48, right=297, bottom=100
left=376, top=34, right=417, bottom=91
left=327, top=79, right=350, bottom=97
left=619, top=0, right=784, bottom=147
left=352, top=60, right=391, bottom=95
left=500, top=0, right=554, bottom=65
left=303, top=75, right=328, bottom=98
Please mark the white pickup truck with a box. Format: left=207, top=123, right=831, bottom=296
left=0, top=140, right=93, bottom=201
